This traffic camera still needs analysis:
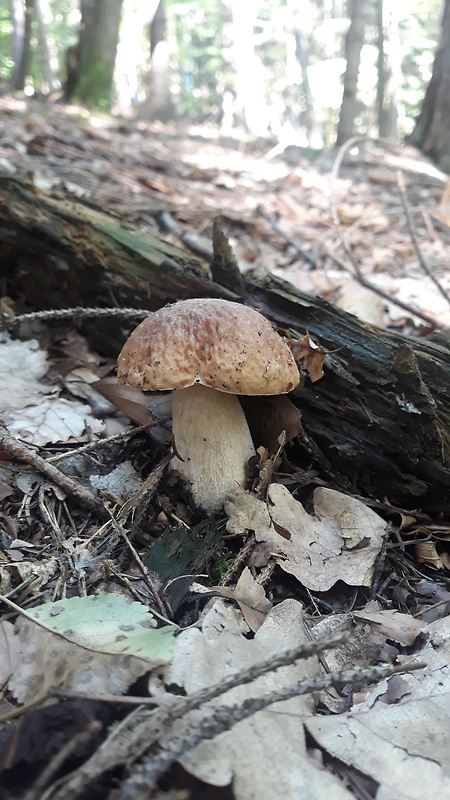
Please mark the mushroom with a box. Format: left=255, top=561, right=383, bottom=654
left=117, top=298, right=300, bottom=513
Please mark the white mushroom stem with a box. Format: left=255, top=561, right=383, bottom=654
left=171, top=384, right=256, bottom=513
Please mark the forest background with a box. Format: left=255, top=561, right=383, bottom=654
left=0, top=0, right=449, bottom=165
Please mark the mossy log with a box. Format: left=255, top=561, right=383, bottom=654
left=0, top=178, right=449, bottom=513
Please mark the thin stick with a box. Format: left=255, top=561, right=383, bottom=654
left=121, top=660, right=426, bottom=795
left=4, top=306, right=149, bottom=330
left=45, top=421, right=169, bottom=463
left=0, top=425, right=107, bottom=518
left=256, top=204, right=317, bottom=267
left=330, top=135, right=447, bottom=329
left=396, top=169, right=450, bottom=307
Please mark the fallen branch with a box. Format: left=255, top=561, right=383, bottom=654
left=0, top=425, right=107, bottom=518
left=120, top=660, right=426, bottom=798
left=330, top=135, right=446, bottom=329
left=396, top=169, right=450, bottom=307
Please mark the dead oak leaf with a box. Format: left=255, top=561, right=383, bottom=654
left=291, top=333, right=324, bottom=382
left=225, top=485, right=387, bottom=592
left=212, top=567, right=272, bottom=632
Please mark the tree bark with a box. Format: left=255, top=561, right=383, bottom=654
left=0, top=178, right=448, bottom=514
left=140, top=0, right=172, bottom=122
left=409, top=0, right=450, bottom=169
left=64, top=0, right=123, bottom=108
left=9, top=0, right=25, bottom=89
left=292, top=20, right=321, bottom=147
left=376, top=0, right=400, bottom=140
left=34, top=0, right=55, bottom=93
left=10, top=0, right=33, bottom=91
left=336, top=0, right=367, bottom=146
left=227, top=0, right=270, bottom=135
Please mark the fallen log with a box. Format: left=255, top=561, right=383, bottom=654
left=0, top=177, right=448, bottom=513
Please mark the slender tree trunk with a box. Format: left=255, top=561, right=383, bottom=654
left=140, top=0, right=172, bottom=122
left=336, top=0, right=367, bottom=146
left=34, top=0, right=54, bottom=93
left=409, top=0, right=450, bottom=169
left=9, top=0, right=24, bottom=89
left=228, top=0, right=270, bottom=135
left=376, top=0, right=400, bottom=140
left=64, top=0, right=124, bottom=109
left=10, top=0, right=33, bottom=91
left=290, top=4, right=322, bottom=148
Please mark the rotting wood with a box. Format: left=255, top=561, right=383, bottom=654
left=0, top=177, right=449, bottom=513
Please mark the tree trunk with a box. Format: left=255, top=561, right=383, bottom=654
left=290, top=5, right=322, bottom=148
left=409, top=0, right=450, bottom=169
left=34, top=0, right=55, bottom=93
left=64, top=0, right=123, bottom=108
left=228, top=0, right=270, bottom=135
left=140, top=0, right=172, bottom=122
left=376, top=0, right=400, bottom=140
left=10, top=0, right=33, bottom=91
left=0, top=178, right=448, bottom=515
left=336, top=0, right=367, bottom=146
left=9, top=0, right=25, bottom=89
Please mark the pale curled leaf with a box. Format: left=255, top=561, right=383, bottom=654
left=164, top=599, right=352, bottom=799
left=353, top=600, right=426, bottom=647
left=303, top=614, right=450, bottom=799
left=0, top=338, right=49, bottom=412
left=5, top=396, right=104, bottom=446
left=212, top=567, right=272, bottom=632
left=225, top=485, right=387, bottom=591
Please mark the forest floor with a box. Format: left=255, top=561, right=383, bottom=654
left=0, top=97, right=450, bottom=800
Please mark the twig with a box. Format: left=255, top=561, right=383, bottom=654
left=117, top=450, right=172, bottom=521
left=330, top=135, right=447, bottom=329
left=0, top=424, right=107, bottom=518
left=396, top=169, right=450, bottom=307
left=108, top=500, right=172, bottom=619
left=157, top=210, right=213, bottom=260
left=44, top=630, right=350, bottom=800
left=120, top=660, right=426, bottom=797
left=256, top=204, right=317, bottom=267
left=4, top=306, right=149, bottom=330
left=44, top=421, right=169, bottom=463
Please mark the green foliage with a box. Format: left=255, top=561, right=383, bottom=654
left=399, top=14, right=439, bottom=131
left=0, top=0, right=446, bottom=144
left=168, top=0, right=234, bottom=123
left=27, top=593, right=175, bottom=662
left=0, top=2, right=13, bottom=79
left=0, top=0, right=79, bottom=89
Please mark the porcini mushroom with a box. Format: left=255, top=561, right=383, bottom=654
left=117, top=298, right=300, bottom=513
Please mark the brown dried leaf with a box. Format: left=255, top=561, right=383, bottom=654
left=212, top=567, right=272, bottom=632
left=94, top=377, right=153, bottom=426
left=353, top=601, right=426, bottom=646
left=415, top=540, right=445, bottom=569
left=225, top=485, right=386, bottom=592
left=337, top=202, right=389, bottom=231
left=291, top=333, right=324, bottom=383
left=241, top=395, right=301, bottom=451
left=377, top=674, right=412, bottom=705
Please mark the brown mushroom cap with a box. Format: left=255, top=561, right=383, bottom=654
left=117, top=298, right=300, bottom=395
